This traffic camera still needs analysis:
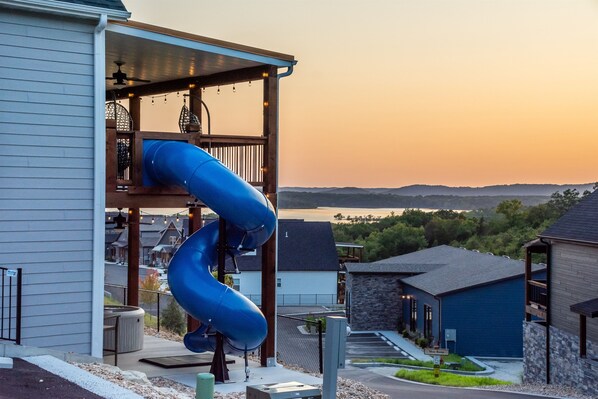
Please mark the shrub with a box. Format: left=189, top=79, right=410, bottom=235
left=140, top=271, right=161, bottom=304
left=416, top=337, right=429, bottom=348
left=401, top=329, right=410, bottom=338
left=160, top=298, right=186, bottom=335
left=305, top=314, right=315, bottom=333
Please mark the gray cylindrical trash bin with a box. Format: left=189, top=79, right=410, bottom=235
left=104, top=305, right=145, bottom=353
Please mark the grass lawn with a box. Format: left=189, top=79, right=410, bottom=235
left=395, top=369, right=511, bottom=387
left=358, top=354, right=484, bottom=372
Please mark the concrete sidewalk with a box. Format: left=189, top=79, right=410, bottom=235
left=375, top=331, right=432, bottom=361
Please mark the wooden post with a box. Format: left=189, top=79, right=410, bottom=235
left=580, top=315, right=587, bottom=358
left=187, top=207, right=202, bottom=332
left=129, top=96, right=141, bottom=131
left=127, top=208, right=140, bottom=306
left=260, top=66, right=278, bottom=366
left=524, top=248, right=532, bottom=322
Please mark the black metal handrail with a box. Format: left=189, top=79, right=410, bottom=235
left=0, top=267, right=22, bottom=344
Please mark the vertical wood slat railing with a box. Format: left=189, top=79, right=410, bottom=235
left=0, top=267, right=22, bottom=345
left=106, top=126, right=266, bottom=191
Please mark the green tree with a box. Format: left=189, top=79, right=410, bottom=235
left=548, top=189, right=583, bottom=217
left=160, top=298, right=186, bottom=335
left=362, top=223, right=427, bottom=261
left=211, top=270, right=234, bottom=288
left=496, top=199, right=523, bottom=226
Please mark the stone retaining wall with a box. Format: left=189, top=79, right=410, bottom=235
left=348, top=273, right=403, bottom=331
left=523, top=321, right=597, bottom=397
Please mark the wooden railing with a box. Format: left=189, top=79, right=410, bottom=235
left=107, top=127, right=266, bottom=191
left=526, top=279, right=547, bottom=319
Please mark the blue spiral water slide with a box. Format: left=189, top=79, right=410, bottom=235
left=142, top=140, right=275, bottom=352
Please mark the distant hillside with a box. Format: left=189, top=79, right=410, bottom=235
left=281, top=183, right=594, bottom=197
left=278, top=192, right=550, bottom=210
left=386, top=183, right=594, bottom=197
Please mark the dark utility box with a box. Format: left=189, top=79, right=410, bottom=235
left=246, top=381, right=321, bottom=399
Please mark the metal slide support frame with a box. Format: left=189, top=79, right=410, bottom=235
left=210, top=217, right=230, bottom=382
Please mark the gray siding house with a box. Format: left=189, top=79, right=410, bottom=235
left=1, top=0, right=297, bottom=363
left=523, top=191, right=598, bottom=397
left=0, top=0, right=129, bottom=357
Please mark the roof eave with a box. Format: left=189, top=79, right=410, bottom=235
left=537, top=235, right=598, bottom=247
left=108, top=20, right=296, bottom=68
left=0, top=0, right=130, bottom=20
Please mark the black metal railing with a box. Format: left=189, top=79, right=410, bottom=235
left=104, top=284, right=186, bottom=334
left=1, top=267, right=22, bottom=344
left=278, top=313, right=324, bottom=374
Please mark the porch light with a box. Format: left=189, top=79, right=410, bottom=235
left=260, top=166, right=267, bottom=173
left=128, top=93, right=134, bottom=98
left=189, top=83, right=196, bottom=89
left=262, top=72, right=268, bottom=78
left=263, top=101, right=269, bottom=107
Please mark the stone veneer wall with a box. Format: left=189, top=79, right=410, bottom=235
left=524, top=321, right=598, bottom=397
left=347, top=273, right=403, bottom=331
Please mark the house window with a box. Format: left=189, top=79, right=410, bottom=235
left=410, top=298, right=418, bottom=332
left=424, top=304, right=433, bottom=340
left=233, top=278, right=240, bottom=291
left=277, top=278, right=282, bottom=288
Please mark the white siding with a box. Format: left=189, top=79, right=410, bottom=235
left=236, top=271, right=338, bottom=306
left=0, top=9, right=96, bottom=354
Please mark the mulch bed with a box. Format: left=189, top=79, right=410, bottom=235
left=0, top=358, right=106, bottom=399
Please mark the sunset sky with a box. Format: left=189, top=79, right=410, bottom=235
left=122, top=0, right=598, bottom=188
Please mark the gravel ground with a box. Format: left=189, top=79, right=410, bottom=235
left=75, top=362, right=390, bottom=399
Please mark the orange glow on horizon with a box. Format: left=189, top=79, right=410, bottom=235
left=126, top=0, right=598, bottom=188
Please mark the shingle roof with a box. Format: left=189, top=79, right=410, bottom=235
left=345, top=262, right=443, bottom=274
left=540, top=190, right=598, bottom=245
left=231, top=220, right=339, bottom=272
left=56, top=0, right=127, bottom=12
left=399, top=246, right=544, bottom=296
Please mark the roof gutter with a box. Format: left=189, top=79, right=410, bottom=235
left=0, top=0, right=130, bottom=20
left=90, top=13, right=108, bottom=359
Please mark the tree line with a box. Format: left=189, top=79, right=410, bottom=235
left=333, top=187, right=596, bottom=262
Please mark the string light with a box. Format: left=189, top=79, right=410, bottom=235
left=140, top=97, right=143, bottom=103
left=163, top=217, right=168, bottom=224
left=151, top=216, right=155, bottom=224
left=177, top=91, right=180, bottom=97
left=232, top=83, right=236, bottom=93
left=176, top=214, right=180, bottom=222
left=164, top=96, right=167, bottom=104
left=248, top=81, right=252, bottom=87
left=217, top=86, right=220, bottom=95
left=202, top=87, right=205, bottom=92
left=151, top=97, right=155, bottom=105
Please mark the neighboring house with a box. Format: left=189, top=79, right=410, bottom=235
left=106, top=217, right=185, bottom=265
left=229, top=220, right=340, bottom=306
left=0, top=0, right=295, bottom=359
left=523, top=191, right=598, bottom=397
left=346, top=245, right=545, bottom=357
left=149, top=221, right=184, bottom=268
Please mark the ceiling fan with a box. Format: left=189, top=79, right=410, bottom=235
left=106, top=61, right=150, bottom=86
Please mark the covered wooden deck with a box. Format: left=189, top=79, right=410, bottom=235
left=104, top=20, right=296, bottom=366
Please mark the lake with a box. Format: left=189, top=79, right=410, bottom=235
left=110, top=206, right=447, bottom=223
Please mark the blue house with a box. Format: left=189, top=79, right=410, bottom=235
left=346, top=245, right=545, bottom=357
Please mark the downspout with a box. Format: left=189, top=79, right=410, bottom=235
left=270, top=64, right=294, bottom=361
left=540, top=237, right=552, bottom=384
left=91, top=13, right=108, bottom=359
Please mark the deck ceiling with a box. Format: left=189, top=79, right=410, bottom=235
left=105, top=21, right=295, bottom=92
